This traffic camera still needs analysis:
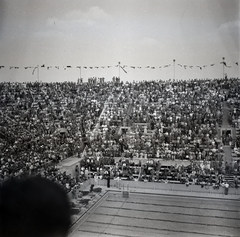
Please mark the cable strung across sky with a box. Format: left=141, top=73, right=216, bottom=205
left=1, top=60, right=238, bottom=71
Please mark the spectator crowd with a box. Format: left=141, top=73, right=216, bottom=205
left=0, top=77, right=240, bottom=191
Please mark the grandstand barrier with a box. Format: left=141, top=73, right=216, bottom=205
left=67, top=179, right=91, bottom=199
left=59, top=156, right=82, bottom=177
left=94, top=179, right=240, bottom=196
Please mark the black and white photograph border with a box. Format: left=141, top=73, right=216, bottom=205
left=0, top=1, right=239, bottom=237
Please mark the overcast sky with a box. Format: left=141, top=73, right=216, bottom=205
left=0, top=0, right=239, bottom=83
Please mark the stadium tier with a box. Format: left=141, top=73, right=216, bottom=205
left=0, top=78, right=240, bottom=192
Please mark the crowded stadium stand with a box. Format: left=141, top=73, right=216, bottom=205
left=0, top=78, right=240, bottom=195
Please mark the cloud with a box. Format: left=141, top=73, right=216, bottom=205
left=46, top=17, right=60, bottom=26
left=34, top=26, right=69, bottom=39
left=66, top=6, right=111, bottom=22
left=140, top=37, right=158, bottom=46
left=45, top=6, right=111, bottom=34
left=218, top=20, right=239, bottom=49
left=36, top=6, right=113, bottom=50
left=137, top=37, right=166, bottom=52
left=66, top=6, right=111, bottom=27
left=219, top=20, right=240, bottom=31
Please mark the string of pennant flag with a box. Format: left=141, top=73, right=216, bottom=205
left=0, top=61, right=238, bottom=72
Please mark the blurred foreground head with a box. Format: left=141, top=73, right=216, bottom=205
left=0, top=177, right=71, bottom=237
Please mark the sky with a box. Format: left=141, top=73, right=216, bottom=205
left=0, top=0, right=239, bottom=83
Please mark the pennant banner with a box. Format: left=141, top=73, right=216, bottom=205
left=0, top=61, right=238, bottom=72
left=120, top=66, right=127, bottom=74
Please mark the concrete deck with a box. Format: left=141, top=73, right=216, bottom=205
left=68, top=184, right=240, bottom=237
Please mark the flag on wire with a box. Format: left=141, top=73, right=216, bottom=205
left=32, top=66, right=38, bottom=75
left=221, top=61, right=231, bottom=68
left=3, top=61, right=238, bottom=72
left=120, top=65, right=127, bottom=74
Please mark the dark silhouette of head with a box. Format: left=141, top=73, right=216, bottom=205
left=0, top=177, right=71, bottom=237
